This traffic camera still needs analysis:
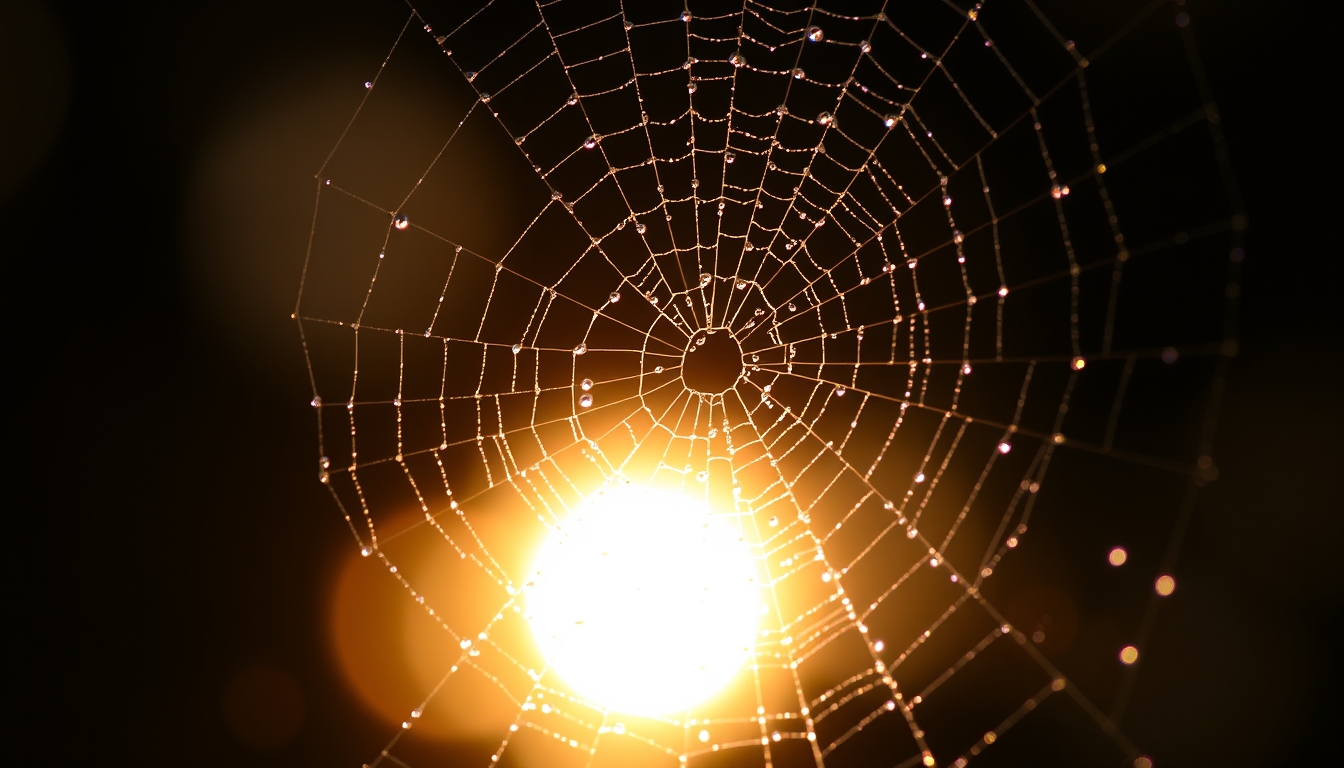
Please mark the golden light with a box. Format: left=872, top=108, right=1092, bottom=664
left=1120, top=645, right=1140, bottom=665
left=1108, top=547, right=1128, bottom=566
left=1155, top=574, right=1176, bottom=596
left=525, top=481, right=759, bottom=717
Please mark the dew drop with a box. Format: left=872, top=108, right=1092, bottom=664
left=580, top=378, right=593, bottom=391
left=806, top=25, right=824, bottom=42
left=393, top=213, right=409, bottom=230
left=578, top=393, right=593, bottom=408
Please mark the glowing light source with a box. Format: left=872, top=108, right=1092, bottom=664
left=1120, top=645, right=1139, bottom=665
left=526, top=482, right=759, bottom=716
left=1108, top=547, right=1128, bottom=566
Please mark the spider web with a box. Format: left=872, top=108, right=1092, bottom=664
left=294, top=0, right=1242, bottom=766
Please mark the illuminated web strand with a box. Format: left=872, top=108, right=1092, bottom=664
left=726, top=385, right=936, bottom=764
left=738, top=8, right=1198, bottom=339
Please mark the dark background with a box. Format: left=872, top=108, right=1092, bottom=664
left=2, top=1, right=1339, bottom=766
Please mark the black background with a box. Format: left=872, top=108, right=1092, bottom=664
left=2, top=1, right=1339, bottom=766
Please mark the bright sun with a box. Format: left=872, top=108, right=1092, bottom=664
left=525, top=481, right=760, bottom=717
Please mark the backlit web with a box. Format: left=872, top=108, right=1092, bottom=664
left=295, top=1, right=1242, bottom=766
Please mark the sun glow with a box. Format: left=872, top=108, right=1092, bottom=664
left=525, top=482, right=759, bottom=717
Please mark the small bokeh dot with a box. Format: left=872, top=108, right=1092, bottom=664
left=1156, top=575, right=1176, bottom=596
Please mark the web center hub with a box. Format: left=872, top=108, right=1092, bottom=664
left=680, top=329, right=744, bottom=394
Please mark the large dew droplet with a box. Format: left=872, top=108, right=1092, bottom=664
left=578, top=393, right=593, bottom=408
left=393, top=213, right=409, bottom=230
left=806, top=25, right=824, bottom=42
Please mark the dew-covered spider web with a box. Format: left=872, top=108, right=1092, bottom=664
left=295, top=0, right=1242, bottom=766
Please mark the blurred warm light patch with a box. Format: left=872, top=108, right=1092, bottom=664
left=525, top=482, right=759, bottom=716
left=1120, top=645, right=1140, bottom=665
left=331, top=512, right=516, bottom=740
left=1108, top=547, right=1128, bottom=566
left=1155, top=574, right=1176, bottom=596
